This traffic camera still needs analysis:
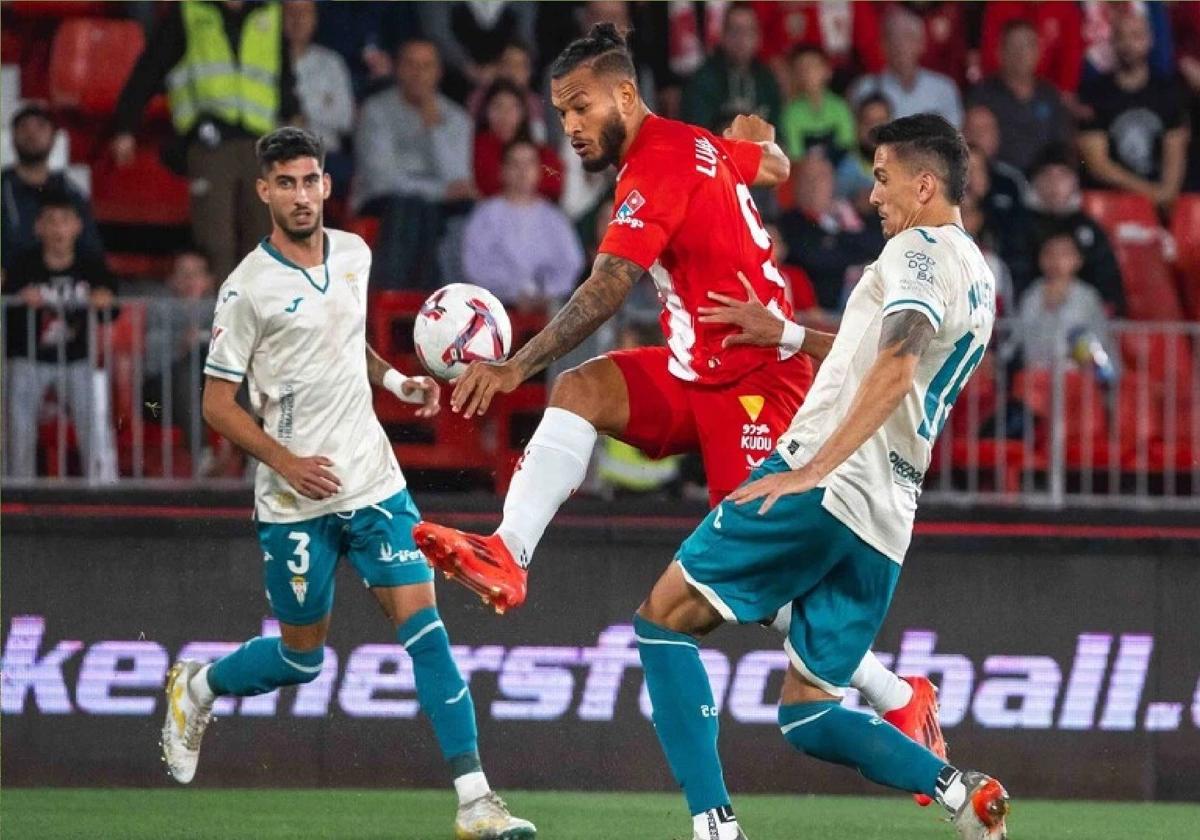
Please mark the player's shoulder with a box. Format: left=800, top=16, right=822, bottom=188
left=326, top=227, right=370, bottom=258
left=625, top=115, right=705, bottom=172
left=881, top=226, right=976, bottom=264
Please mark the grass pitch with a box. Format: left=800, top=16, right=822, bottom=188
left=2, top=788, right=1196, bottom=839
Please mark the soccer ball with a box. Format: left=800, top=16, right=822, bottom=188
left=413, top=283, right=513, bottom=381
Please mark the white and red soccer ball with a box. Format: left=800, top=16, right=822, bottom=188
left=413, top=283, right=513, bottom=381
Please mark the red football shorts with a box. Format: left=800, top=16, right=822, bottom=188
left=608, top=347, right=813, bottom=507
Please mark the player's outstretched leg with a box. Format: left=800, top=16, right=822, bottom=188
left=766, top=607, right=948, bottom=805
left=395, top=606, right=536, bottom=839
left=161, top=637, right=324, bottom=783
left=777, top=670, right=1008, bottom=839
left=416, top=359, right=625, bottom=612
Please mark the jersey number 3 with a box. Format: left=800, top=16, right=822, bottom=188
left=287, top=531, right=311, bottom=575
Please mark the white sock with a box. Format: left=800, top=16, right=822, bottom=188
left=189, top=664, right=216, bottom=706
left=454, top=770, right=491, bottom=806
left=692, top=807, right=740, bottom=840
left=936, top=768, right=967, bottom=812
left=496, top=407, right=597, bottom=566
left=850, top=651, right=912, bottom=714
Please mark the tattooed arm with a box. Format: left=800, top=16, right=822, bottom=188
left=450, top=253, right=644, bottom=417
left=730, top=310, right=935, bottom=512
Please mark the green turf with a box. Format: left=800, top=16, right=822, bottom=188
left=1, top=789, right=1197, bottom=839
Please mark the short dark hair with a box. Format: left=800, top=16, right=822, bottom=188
left=1001, top=18, right=1038, bottom=41
left=856, top=92, right=892, bottom=119
left=255, top=127, right=324, bottom=175
left=476, top=78, right=532, bottom=136
left=502, top=137, right=538, bottom=163
left=870, top=113, right=969, bottom=204
left=549, top=22, right=636, bottom=81
left=789, top=44, right=828, bottom=64
left=37, top=186, right=77, bottom=215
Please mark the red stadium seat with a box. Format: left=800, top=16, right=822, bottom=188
left=90, top=143, right=189, bottom=226
left=1081, top=191, right=1182, bottom=320
left=49, top=18, right=144, bottom=115
left=345, top=216, right=381, bottom=249
left=1171, top=194, right=1200, bottom=321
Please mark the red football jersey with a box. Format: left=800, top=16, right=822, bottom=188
left=599, top=114, right=801, bottom=386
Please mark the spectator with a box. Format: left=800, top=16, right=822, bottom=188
left=780, top=46, right=855, bottom=162
left=4, top=192, right=117, bottom=480
left=284, top=0, right=355, bottom=198
left=681, top=2, right=782, bottom=132
left=1172, top=0, right=1200, bottom=191
left=1078, top=11, right=1188, bottom=211
left=854, top=1, right=971, bottom=86
left=2, top=103, right=103, bottom=273
left=847, top=7, right=963, bottom=127
left=778, top=154, right=882, bottom=311
left=461, top=139, right=585, bottom=310
left=473, top=79, right=563, bottom=202
left=979, top=2, right=1084, bottom=99
left=417, top=1, right=537, bottom=103
left=834, top=93, right=891, bottom=210
left=1082, top=1, right=1175, bottom=82
left=466, top=41, right=548, bottom=142
left=142, top=250, right=216, bottom=458
left=311, top=2, right=420, bottom=99
left=1024, top=146, right=1126, bottom=316
left=112, top=1, right=299, bottom=281
left=968, top=19, right=1072, bottom=175
left=961, top=192, right=1015, bottom=316
left=1013, top=234, right=1117, bottom=379
left=765, top=222, right=819, bottom=319
left=353, top=40, right=474, bottom=289
left=963, top=104, right=1027, bottom=217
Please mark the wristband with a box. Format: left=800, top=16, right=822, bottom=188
left=383, top=369, right=425, bottom=404
left=779, top=319, right=807, bottom=359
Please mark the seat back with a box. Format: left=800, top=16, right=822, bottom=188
left=49, top=18, right=144, bottom=115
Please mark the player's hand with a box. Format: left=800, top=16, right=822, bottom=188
left=402, top=375, right=441, bottom=419
left=724, top=114, right=776, bottom=143
left=451, top=360, right=522, bottom=419
left=698, top=271, right=784, bottom=348
left=279, top=454, right=341, bottom=500
left=729, top=466, right=819, bottom=515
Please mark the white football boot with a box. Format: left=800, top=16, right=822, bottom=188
left=160, top=660, right=215, bottom=784
left=951, top=771, right=1010, bottom=840
left=454, top=791, right=536, bottom=839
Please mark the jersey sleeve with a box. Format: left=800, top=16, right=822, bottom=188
left=721, top=137, right=765, bottom=185
left=598, top=158, right=692, bottom=272
left=204, top=285, right=260, bottom=382
left=878, top=230, right=953, bottom=331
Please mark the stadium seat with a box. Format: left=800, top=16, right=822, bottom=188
left=90, top=143, right=189, bottom=226
left=49, top=18, right=144, bottom=115
left=7, top=2, right=113, bottom=19
left=345, top=216, right=381, bottom=249
left=1081, top=191, right=1182, bottom=320
left=1171, top=194, right=1200, bottom=321
left=1014, top=367, right=1110, bottom=467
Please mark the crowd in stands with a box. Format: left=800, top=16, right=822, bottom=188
left=1, top=0, right=1198, bottom=488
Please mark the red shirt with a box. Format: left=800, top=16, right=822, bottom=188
left=599, top=114, right=804, bottom=386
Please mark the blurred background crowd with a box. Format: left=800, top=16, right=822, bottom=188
left=1, top=0, right=1197, bottom=501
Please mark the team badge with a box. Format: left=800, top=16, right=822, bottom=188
left=209, top=326, right=224, bottom=352
left=616, top=190, right=646, bottom=221
left=738, top=395, right=765, bottom=422
left=290, top=575, right=308, bottom=605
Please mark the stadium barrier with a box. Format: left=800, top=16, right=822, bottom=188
left=2, top=296, right=1198, bottom=508
left=2, top=510, right=1198, bottom=800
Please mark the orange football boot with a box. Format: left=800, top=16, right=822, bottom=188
left=413, top=522, right=527, bottom=614
left=882, top=676, right=948, bottom=806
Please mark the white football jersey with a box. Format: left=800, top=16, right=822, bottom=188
left=777, top=224, right=996, bottom=562
left=205, top=229, right=404, bottom=523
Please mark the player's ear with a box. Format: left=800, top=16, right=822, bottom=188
left=322, top=172, right=332, bottom=200
left=616, top=77, right=639, bottom=114
left=256, top=176, right=270, bottom=205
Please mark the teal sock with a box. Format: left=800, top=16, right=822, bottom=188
left=779, top=701, right=946, bottom=796
left=398, top=607, right=480, bottom=772
left=635, top=614, right=731, bottom=815
left=207, top=637, right=323, bottom=697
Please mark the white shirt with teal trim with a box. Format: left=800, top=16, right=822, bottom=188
left=777, top=225, right=996, bottom=562
left=205, top=229, right=405, bottom=523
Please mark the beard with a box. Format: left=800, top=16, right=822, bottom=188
left=273, top=207, right=322, bottom=242
left=15, top=142, right=50, bottom=167
left=582, top=110, right=628, bottom=173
